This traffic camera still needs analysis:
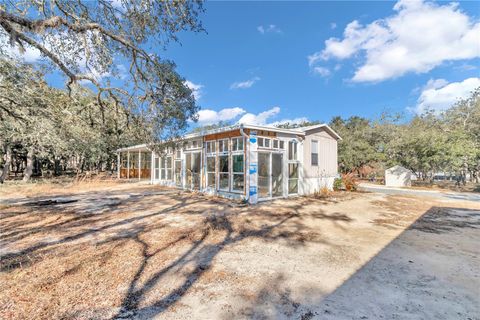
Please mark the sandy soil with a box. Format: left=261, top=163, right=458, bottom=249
left=1, top=182, right=479, bottom=319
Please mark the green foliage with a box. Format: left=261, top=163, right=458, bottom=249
left=333, top=178, right=343, bottom=191
left=331, top=88, right=480, bottom=182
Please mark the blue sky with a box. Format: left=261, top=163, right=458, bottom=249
left=160, top=0, right=480, bottom=127
left=4, top=0, right=478, bottom=127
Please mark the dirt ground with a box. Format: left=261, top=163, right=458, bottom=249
left=1, top=182, right=479, bottom=319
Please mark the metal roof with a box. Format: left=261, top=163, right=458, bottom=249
left=116, top=123, right=341, bottom=152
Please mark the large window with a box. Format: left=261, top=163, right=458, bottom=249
left=218, top=155, right=229, bottom=190
left=166, top=156, right=173, bottom=180
left=218, top=139, right=229, bottom=153
left=206, top=156, right=216, bottom=188
left=175, top=159, right=182, bottom=186
left=154, top=157, right=160, bottom=180
left=288, top=141, right=297, bottom=160
left=232, top=154, right=244, bottom=192
left=231, top=137, right=244, bottom=152
left=311, top=140, right=318, bottom=166
left=160, top=157, right=166, bottom=180
left=206, top=141, right=216, bottom=154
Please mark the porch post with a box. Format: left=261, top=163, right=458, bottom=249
left=138, top=150, right=141, bottom=180
left=151, top=151, right=154, bottom=184
left=117, top=152, right=120, bottom=179
left=127, top=151, right=130, bottom=179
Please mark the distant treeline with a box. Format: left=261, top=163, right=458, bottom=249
left=1, top=58, right=479, bottom=184
left=279, top=89, right=480, bottom=183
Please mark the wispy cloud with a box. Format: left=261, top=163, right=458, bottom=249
left=312, top=66, right=331, bottom=77
left=330, top=22, right=337, bottom=30
left=230, top=76, right=260, bottom=90
left=257, top=24, right=282, bottom=35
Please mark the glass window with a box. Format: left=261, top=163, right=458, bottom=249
left=160, top=157, right=165, bottom=180
left=232, top=154, right=244, bottom=173
left=311, top=140, right=318, bottom=166
left=154, top=157, right=159, bottom=180
left=273, top=139, right=279, bottom=149
left=264, top=138, right=270, bottom=148
left=207, top=156, right=216, bottom=188
left=175, top=160, right=182, bottom=186
left=258, top=137, right=264, bottom=147
left=218, top=155, right=229, bottom=190
left=175, top=149, right=181, bottom=159
left=232, top=137, right=244, bottom=151
left=218, top=139, right=229, bottom=153
left=233, top=174, right=244, bottom=192
left=232, top=154, right=244, bottom=192
left=166, top=156, right=173, bottom=180
left=279, top=141, right=285, bottom=149
left=219, top=173, right=229, bottom=190
left=206, top=141, right=216, bottom=154
left=288, top=141, right=297, bottom=160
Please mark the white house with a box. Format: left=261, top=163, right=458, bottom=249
left=116, top=123, right=341, bottom=204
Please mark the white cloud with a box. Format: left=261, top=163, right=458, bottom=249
left=330, top=22, right=337, bottom=30
left=269, top=117, right=309, bottom=127
left=309, top=0, right=480, bottom=82
left=196, top=107, right=246, bottom=125
left=415, top=77, right=480, bottom=114
left=237, top=107, right=280, bottom=125
left=257, top=24, right=282, bottom=35
left=184, top=80, right=204, bottom=100
left=230, top=76, right=260, bottom=90
left=312, top=66, right=331, bottom=77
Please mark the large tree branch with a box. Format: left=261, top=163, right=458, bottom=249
left=0, top=8, right=152, bottom=63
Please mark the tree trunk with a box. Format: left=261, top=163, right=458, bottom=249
left=22, top=148, right=34, bottom=182
left=0, top=145, right=12, bottom=184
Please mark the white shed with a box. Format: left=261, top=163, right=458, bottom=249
left=385, top=165, right=412, bottom=187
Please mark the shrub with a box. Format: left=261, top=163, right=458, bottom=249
left=333, top=178, right=343, bottom=191
left=342, top=173, right=358, bottom=191
left=314, top=185, right=331, bottom=198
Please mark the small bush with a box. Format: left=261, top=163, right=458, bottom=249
left=314, top=186, right=331, bottom=199
left=342, top=173, right=358, bottom=191
left=333, top=178, right=343, bottom=191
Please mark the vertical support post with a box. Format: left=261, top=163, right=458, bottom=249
left=127, top=151, right=130, bottom=179
left=248, top=131, right=258, bottom=204
left=117, top=152, right=120, bottom=179
left=138, top=150, right=141, bottom=180
left=151, top=151, right=154, bottom=184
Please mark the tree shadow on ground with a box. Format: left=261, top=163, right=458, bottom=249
left=0, top=187, right=352, bottom=320
left=234, top=205, right=480, bottom=319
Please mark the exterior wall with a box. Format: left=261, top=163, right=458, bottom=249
left=300, top=128, right=338, bottom=194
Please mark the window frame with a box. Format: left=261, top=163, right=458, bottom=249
left=231, top=152, right=244, bottom=193
left=231, top=137, right=244, bottom=152
left=288, top=141, right=298, bottom=161
left=311, top=140, right=319, bottom=166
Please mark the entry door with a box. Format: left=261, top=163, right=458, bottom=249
left=271, top=153, right=283, bottom=197
left=185, top=152, right=201, bottom=190
left=258, top=152, right=284, bottom=199
left=258, top=152, right=270, bottom=199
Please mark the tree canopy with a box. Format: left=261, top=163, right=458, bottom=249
left=0, top=0, right=203, bottom=144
